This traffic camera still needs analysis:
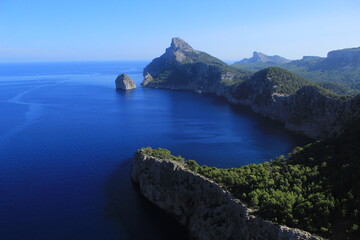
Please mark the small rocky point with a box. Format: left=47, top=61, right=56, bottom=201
left=115, top=73, right=136, bottom=90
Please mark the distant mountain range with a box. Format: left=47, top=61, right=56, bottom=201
left=232, top=47, right=360, bottom=92
left=234, top=51, right=292, bottom=65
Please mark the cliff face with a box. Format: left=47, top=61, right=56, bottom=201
left=319, top=47, right=360, bottom=70
left=141, top=38, right=359, bottom=139
left=142, top=37, right=250, bottom=93
left=131, top=149, right=322, bottom=240
left=115, top=73, right=136, bottom=90
left=230, top=68, right=356, bottom=138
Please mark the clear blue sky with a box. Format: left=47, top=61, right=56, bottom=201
left=0, top=0, right=359, bottom=62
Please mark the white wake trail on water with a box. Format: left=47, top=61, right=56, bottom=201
left=0, top=82, right=59, bottom=146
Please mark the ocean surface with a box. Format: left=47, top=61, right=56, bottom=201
left=0, top=61, right=308, bottom=240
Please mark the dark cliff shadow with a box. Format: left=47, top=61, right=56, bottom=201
left=104, top=159, right=188, bottom=240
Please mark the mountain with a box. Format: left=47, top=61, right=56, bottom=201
left=142, top=37, right=251, bottom=94
left=233, top=47, right=360, bottom=91
left=317, top=81, right=359, bottom=96
left=286, top=56, right=324, bottom=68
left=318, top=47, right=360, bottom=70
left=142, top=38, right=359, bottom=138
left=232, top=51, right=292, bottom=70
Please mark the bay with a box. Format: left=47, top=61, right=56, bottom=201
left=0, top=61, right=307, bottom=240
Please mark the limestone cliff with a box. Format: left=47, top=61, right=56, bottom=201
left=142, top=37, right=251, bottom=94
left=141, top=38, right=359, bottom=138
left=317, top=47, right=360, bottom=70
left=115, top=73, right=136, bottom=90
left=131, top=149, right=322, bottom=240
left=230, top=67, right=358, bottom=138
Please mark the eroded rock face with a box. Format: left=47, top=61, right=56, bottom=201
left=141, top=37, right=248, bottom=90
left=131, top=149, right=322, bottom=240
left=115, top=73, right=136, bottom=90
left=320, top=47, right=360, bottom=69
left=231, top=80, right=350, bottom=139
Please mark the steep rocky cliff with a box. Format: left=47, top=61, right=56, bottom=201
left=115, top=73, right=136, bottom=90
left=230, top=67, right=357, bottom=138
left=142, top=37, right=251, bottom=94
left=131, top=149, right=322, bottom=240
left=317, top=47, right=360, bottom=70
left=141, top=38, right=359, bottom=139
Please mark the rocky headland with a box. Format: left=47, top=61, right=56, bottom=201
left=115, top=73, right=136, bottom=90
left=142, top=38, right=360, bottom=139
left=131, top=148, right=322, bottom=240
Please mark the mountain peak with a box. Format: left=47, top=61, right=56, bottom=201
left=252, top=52, right=268, bottom=61
left=170, top=37, right=193, bottom=51
left=253, top=51, right=264, bottom=56
left=235, top=52, right=292, bottom=66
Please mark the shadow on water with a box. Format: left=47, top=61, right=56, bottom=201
left=206, top=93, right=310, bottom=144
left=104, top=159, right=189, bottom=240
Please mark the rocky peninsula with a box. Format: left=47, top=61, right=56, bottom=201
left=141, top=38, right=360, bottom=139
left=131, top=148, right=322, bottom=240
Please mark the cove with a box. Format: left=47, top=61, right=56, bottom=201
left=0, top=61, right=308, bottom=240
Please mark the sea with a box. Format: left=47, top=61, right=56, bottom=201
left=0, top=61, right=308, bottom=240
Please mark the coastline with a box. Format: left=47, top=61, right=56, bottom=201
left=131, top=149, right=323, bottom=240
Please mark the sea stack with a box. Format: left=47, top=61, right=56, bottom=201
left=115, top=73, right=136, bottom=90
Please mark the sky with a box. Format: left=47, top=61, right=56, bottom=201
left=0, top=0, right=359, bottom=62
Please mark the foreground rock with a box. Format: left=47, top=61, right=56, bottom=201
left=115, top=73, right=136, bottom=90
left=131, top=149, right=322, bottom=240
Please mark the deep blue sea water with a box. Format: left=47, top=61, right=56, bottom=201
left=0, top=61, right=308, bottom=240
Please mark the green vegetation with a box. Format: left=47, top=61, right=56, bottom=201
left=149, top=61, right=251, bottom=88
left=284, top=65, right=360, bottom=91
left=250, top=67, right=311, bottom=95
left=239, top=67, right=348, bottom=100
left=317, top=81, right=359, bottom=97
left=143, top=121, right=360, bottom=239
left=142, top=147, right=185, bottom=163
left=180, top=50, right=252, bottom=81
left=232, top=62, right=281, bottom=70
left=190, top=122, right=360, bottom=239
left=232, top=51, right=360, bottom=92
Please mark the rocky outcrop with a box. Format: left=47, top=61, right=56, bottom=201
left=234, top=51, right=292, bottom=65
left=142, top=37, right=250, bottom=92
left=141, top=38, right=359, bottom=139
left=229, top=68, right=357, bottom=138
left=115, top=73, right=136, bottom=90
left=131, top=149, right=322, bottom=240
left=317, top=47, right=360, bottom=70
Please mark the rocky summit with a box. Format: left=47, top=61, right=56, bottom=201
left=141, top=37, right=251, bottom=92
left=235, top=51, right=292, bottom=65
left=115, top=73, right=136, bottom=90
